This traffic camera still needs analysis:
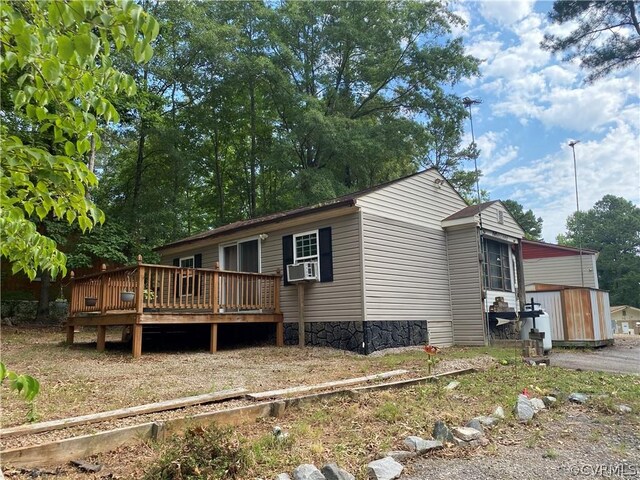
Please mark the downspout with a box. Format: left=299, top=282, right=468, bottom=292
left=356, top=203, right=369, bottom=354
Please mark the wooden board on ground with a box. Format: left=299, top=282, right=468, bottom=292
left=0, top=387, right=248, bottom=439
left=246, top=369, right=409, bottom=400
left=0, top=368, right=477, bottom=469
left=350, top=368, right=476, bottom=393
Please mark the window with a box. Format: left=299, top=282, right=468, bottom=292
left=180, top=256, right=194, bottom=268
left=293, top=231, right=318, bottom=264
left=283, top=227, right=333, bottom=285
left=483, top=239, right=512, bottom=291
left=220, top=238, right=260, bottom=273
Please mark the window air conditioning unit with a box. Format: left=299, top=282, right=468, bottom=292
left=287, top=261, right=319, bottom=282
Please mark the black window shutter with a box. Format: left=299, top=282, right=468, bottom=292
left=194, top=254, right=202, bottom=268
left=282, top=235, right=293, bottom=286
left=318, top=227, right=333, bottom=283
left=172, top=258, right=180, bottom=266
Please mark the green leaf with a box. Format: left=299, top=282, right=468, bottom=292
left=57, top=36, right=74, bottom=61
left=42, top=58, right=61, bottom=82
left=73, top=34, right=92, bottom=59
left=0, top=362, right=6, bottom=380
left=142, top=44, right=153, bottom=63
left=64, top=141, right=76, bottom=156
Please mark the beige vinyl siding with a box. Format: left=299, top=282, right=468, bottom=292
left=361, top=212, right=454, bottom=346
left=160, top=245, right=219, bottom=269
left=356, top=170, right=468, bottom=231
left=161, top=212, right=363, bottom=325
left=481, top=202, right=525, bottom=239
left=524, top=255, right=598, bottom=289
left=262, top=213, right=362, bottom=323
left=446, top=226, right=485, bottom=345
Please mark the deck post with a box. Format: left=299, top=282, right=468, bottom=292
left=132, top=324, right=142, bottom=358
left=297, top=282, right=305, bottom=347
left=66, top=325, right=75, bottom=345
left=100, top=264, right=108, bottom=314
left=69, top=271, right=76, bottom=317
left=276, top=321, right=284, bottom=347
left=210, top=323, right=218, bottom=353
left=97, top=325, right=106, bottom=352
left=212, top=263, right=220, bottom=314
left=274, top=268, right=282, bottom=314
left=136, top=255, right=145, bottom=314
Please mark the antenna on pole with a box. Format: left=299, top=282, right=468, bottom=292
left=463, top=97, right=484, bottom=222
left=568, top=140, right=585, bottom=287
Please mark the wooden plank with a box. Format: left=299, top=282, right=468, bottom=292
left=137, top=313, right=283, bottom=324
left=0, top=423, right=155, bottom=468
left=350, top=368, right=476, bottom=393
left=246, top=369, right=409, bottom=400
left=66, top=326, right=74, bottom=345
left=276, top=321, right=284, bottom=347
left=0, top=388, right=248, bottom=440
left=67, top=314, right=137, bottom=327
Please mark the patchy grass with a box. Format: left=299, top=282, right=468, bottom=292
left=141, top=364, right=639, bottom=479
left=0, top=326, right=496, bottom=427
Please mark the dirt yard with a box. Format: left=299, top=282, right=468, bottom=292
left=0, top=326, right=494, bottom=429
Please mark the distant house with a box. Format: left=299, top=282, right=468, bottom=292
left=611, top=305, right=640, bottom=334
left=522, top=240, right=599, bottom=289
left=156, top=169, right=526, bottom=353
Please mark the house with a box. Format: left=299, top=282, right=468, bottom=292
left=522, top=239, right=599, bottom=289
left=611, top=305, right=640, bottom=334
left=155, top=169, right=527, bottom=353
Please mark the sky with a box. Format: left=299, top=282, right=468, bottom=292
left=449, top=0, right=640, bottom=242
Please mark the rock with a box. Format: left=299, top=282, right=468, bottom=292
left=458, top=437, right=490, bottom=448
left=432, top=420, right=455, bottom=443
left=530, top=398, right=546, bottom=413
left=367, top=457, right=403, bottom=480
left=474, top=415, right=499, bottom=427
left=321, top=463, right=355, bottom=480
left=71, top=460, right=102, bottom=473
left=384, top=451, right=417, bottom=462
left=514, top=394, right=535, bottom=422
left=276, top=474, right=292, bottom=480
left=493, top=406, right=505, bottom=419
left=542, top=396, right=557, bottom=407
left=403, top=436, right=443, bottom=454
left=465, top=419, right=484, bottom=433
left=618, top=405, right=632, bottom=414
left=293, top=464, right=325, bottom=480
left=452, top=427, right=482, bottom=441
left=444, top=381, right=460, bottom=391
left=568, top=393, right=588, bottom=404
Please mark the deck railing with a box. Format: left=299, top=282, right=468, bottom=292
left=70, top=256, right=282, bottom=316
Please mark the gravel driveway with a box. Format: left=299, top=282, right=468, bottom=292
left=549, top=335, right=640, bottom=375
left=403, top=407, right=640, bottom=480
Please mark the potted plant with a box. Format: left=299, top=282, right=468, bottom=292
left=85, top=296, right=98, bottom=307
left=120, top=291, right=135, bottom=302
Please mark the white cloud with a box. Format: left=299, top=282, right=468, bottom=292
left=478, top=0, right=536, bottom=26
left=492, top=122, right=640, bottom=241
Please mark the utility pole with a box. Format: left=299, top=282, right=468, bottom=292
left=568, top=140, right=585, bottom=287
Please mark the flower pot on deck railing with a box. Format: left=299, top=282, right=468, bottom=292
left=84, top=296, right=98, bottom=307
left=120, top=291, right=135, bottom=303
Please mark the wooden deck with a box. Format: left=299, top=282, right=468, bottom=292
left=67, top=257, right=284, bottom=357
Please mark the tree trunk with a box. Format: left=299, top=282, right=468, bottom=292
left=35, top=270, right=51, bottom=322
left=131, top=69, right=148, bottom=240
left=249, top=81, right=257, bottom=218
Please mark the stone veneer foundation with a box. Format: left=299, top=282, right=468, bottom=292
left=283, top=320, right=428, bottom=354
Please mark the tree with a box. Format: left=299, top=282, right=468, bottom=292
left=502, top=200, right=543, bottom=241
left=0, top=0, right=159, bottom=280
left=557, top=195, right=640, bottom=306
left=541, top=1, right=640, bottom=83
